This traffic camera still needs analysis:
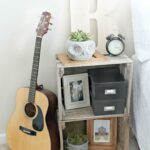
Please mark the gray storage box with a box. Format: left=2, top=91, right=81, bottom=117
left=88, top=67, right=128, bottom=100
left=91, top=94, right=125, bottom=115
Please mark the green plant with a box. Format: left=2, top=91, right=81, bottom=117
left=69, top=30, right=91, bottom=42
left=68, top=133, right=87, bottom=145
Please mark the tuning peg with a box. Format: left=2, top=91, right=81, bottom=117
left=49, top=22, right=53, bottom=25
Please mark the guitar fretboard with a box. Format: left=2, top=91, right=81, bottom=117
left=28, top=37, right=42, bottom=103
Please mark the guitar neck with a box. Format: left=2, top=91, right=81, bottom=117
left=28, top=37, right=42, bottom=103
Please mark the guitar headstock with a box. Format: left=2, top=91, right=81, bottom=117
left=36, top=11, right=52, bottom=37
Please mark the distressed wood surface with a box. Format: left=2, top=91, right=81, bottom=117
left=56, top=66, right=63, bottom=121
left=62, top=106, right=128, bottom=122
left=56, top=52, right=132, bottom=68
left=56, top=51, right=108, bottom=67
left=125, top=63, right=133, bottom=114
left=117, top=117, right=129, bottom=150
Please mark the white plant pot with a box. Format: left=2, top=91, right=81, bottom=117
left=67, top=40, right=96, bottom=60
left=67, top=140, right=88, bottom=150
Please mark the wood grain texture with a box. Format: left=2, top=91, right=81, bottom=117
left=56, top=53, right=132, bottom=69
left=56, top=51, right=108, bottom=67
left=117, top=117, right=129, bottom=150
left=6, top=88, right=51, bottom=150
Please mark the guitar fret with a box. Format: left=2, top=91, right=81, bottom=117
left=30, top=85, right=36, bottom=89
left=34, top=55, right=40, bottom=58
left=33, top=60, right=39, bottom=63
left=32, top=72, right=38, bottom=76
left=34, top=52, right=40, bottom=55
left=34, top=54, right=40, bottom=57
left=30, top=81, right=37, bottom=85
left=29, top=91, right=35, bottom=94
left=36, top=41, right=41, bottom=44
left=31, top=75, right=37, bottom=79
left=29, top=90, right=36, bottom=94
left=29, top=93, right=35, bottom=97
left=31, top=74, right=37, bottom=78
left=33, top=68, right=38, bottom=71
left=33, top=65, right=39, bottom=68
left=30, top=86, right=36, bottom=89
left=34, top=56, right=40, bottom=59
left=34, top=48, right=40, bottom=54
left=31, top=78, right=37, bottom=82
left=35, top=46, right=41, bottom=49
left=30, top=81, right=36, bottom=85
left=31, top=74, right=37, bottom=77
left=29, top=91, right=35, bottom=95
left=32, top=65, right=38, bottom=68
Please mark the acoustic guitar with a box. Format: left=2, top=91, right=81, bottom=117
left=7, top=12, right=60, bottom=150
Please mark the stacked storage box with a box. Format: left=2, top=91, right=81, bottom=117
left=88, top=67, right=128, bottom=115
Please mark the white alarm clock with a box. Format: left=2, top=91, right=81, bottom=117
left=106, top=34, right=125, bottom=56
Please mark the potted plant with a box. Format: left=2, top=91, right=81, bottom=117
left=67, top=30, right=96, bottom=60
left=67, top=132, right=88, bottom=150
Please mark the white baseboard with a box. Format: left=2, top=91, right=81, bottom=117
left=0, top=133, right=6, bottom=144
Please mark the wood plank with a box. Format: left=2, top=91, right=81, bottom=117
left=117, top=117, right=129, bottom=150
left=56, top=52, right=132, bottom=68
left=126, top=63, right=133, bottom=114
left=89, top=146, right=117, bottom=150
left=56, top=51, right=108, bottom=67
left=56, top=66, right=63, bottom=121
left=62, top=107, right=129, bottom=122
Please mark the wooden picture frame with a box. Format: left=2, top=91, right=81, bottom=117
left=63, top=73, right=90, bottom=110
left=87, top=117, right=117, bottom=149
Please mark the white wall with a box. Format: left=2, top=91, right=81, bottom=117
left=0, top=0, right=70, bottom=135
left=0, top=0, right=134, bottom=140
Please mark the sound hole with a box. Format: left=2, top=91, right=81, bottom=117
left=25, top=103, right=36, bottom=118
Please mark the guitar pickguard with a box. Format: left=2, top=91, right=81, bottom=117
left=33, top=105, right=44, bottom=131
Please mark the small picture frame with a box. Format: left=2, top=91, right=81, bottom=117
left=63, top=73, right=90, bottom=110
left=87, top=118, right=117, bottom=149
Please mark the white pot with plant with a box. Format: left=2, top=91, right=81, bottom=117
left=67, top=30, right=96, bottom=60
left=67, top=133, right=88, bottom=150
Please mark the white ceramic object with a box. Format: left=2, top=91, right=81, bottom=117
left=67, top=140, right=88, bottom=150
left=67, top=40, right=96, bottom=60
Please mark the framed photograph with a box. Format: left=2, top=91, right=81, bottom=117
left=63, top=73, right=90, bottom=110
left=87, top=118, right=117, bottom=149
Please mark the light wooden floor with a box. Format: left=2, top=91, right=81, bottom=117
left=0, top=135, right=139, bottom=150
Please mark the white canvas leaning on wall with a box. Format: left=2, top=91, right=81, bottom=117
left=70, top=0, right=133, bottom=55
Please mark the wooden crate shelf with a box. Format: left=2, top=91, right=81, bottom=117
left=56, top=53, right=133, bottom=150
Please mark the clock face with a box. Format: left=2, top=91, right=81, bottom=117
left=108, top=40, right=124, bottom=55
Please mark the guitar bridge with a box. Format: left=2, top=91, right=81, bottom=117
left=19, top=126, right=37, bottom=136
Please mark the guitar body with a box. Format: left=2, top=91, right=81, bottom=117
left=7, top=88, right=50, bottom=150
left=7, top=88, right=60, bottom=150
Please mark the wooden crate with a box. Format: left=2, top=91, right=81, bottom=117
left=56, top=53, right=132, bottom=150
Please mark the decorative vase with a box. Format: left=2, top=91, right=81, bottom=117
left=67, top=40, right=96, bottom=60
left=67, top=139, right=88, bottom=150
